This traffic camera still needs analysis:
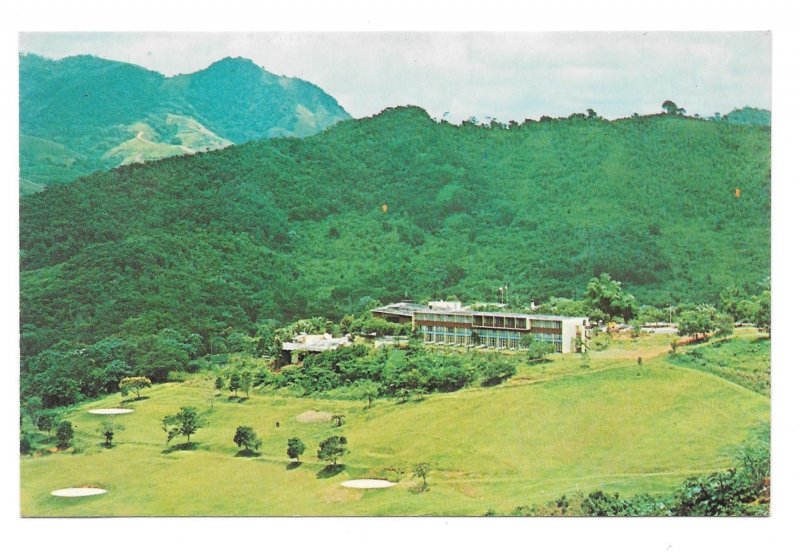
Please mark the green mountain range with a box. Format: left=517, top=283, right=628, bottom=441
left=19, top=54, right=351, bottom=194
left=20, top=106, right=770, bottom=394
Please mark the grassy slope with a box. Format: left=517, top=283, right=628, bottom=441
left=20, top=333, right=769, bottom=516
left=667, top=327, right=770, bottom=395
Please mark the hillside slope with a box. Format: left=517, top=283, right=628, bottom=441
left=19, top=54, right=350, bottom=193
left=20, top=107, right=770, bottom=389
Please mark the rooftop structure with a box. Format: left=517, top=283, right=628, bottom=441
left=370, top=302, right=427, bottom=324
left=279, top=333, right=351, bottom=365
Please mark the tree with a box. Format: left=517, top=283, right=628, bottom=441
left=233, top=426, right=262, bottom=453
left=678, top=305, right=717, bottom=339
left=317, top=435, right=348, bottom=467
left=585, top=273, right=637, bottom=322
left=36, top=412, right=56, bottom=436
left=413, top=462, right=431, bottom=491
left=478, top=356, right=516, bottom=386
left=356, top=380, right=380, bottom=409
left=720, top=285, right=751, bottom=322
left=331, top=414, right=346, bottom=427
left=98, top=420, right=124, bottom=448
left=214, top=376, right=225, bottom=395
left=162, top=406, right=205, bottom=444
left=23, top=396, right=43, bottom=424
left=753, top=289, right=771, bottom=337
left=287, top=437, right=306, bottom=462
left=661, top=99, right=687, bottom=115
left=119, top=376, right=152, bottom=399
left=229, top=373, right=242, bottom=397
left=20, top=434, right=33, bottom=455
left=527, top=340, right=552, bottom=364
left=240, top=371, right=253, bottom=398
left=716, top=313, right=735, bottom=339
left=629, top=320, right=642, bottom=340
left=56, top=420, right=74, bottom=449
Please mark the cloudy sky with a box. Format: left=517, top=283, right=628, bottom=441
left=19, top=32, right=770, bottom=123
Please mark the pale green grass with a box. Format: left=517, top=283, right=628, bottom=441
left=21, top=345, right=769, bottom=516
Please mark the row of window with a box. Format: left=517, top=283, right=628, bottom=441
left=472, top=315, right=529, bottom=329
left=420, top=328, right=563, bottom=351
left=417, top=313, right=472, bottom=323
left=416, top=314, right=564, bottom=330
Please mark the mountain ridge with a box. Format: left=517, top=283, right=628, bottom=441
left=19, top=53, right=351, bottom=194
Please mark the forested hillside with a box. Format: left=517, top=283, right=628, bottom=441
left=20, top=106, right=770, bottom=406
left=19, top=54, right=350, bottom=193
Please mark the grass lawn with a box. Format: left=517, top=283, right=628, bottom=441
left=20, top=331, right=769, bottom=516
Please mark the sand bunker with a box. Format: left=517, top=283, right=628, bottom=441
left=341, top=479, right=396, bottom=489
left=88, top=408, right=133, bottom=415
left=296, top=410, right=333, bottom=423
left=51, top=487, right=107, bottom=497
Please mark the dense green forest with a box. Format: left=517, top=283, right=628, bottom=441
left=20, top=106, right=770, bottom=407
left=19, top=54, right=350, bottom=193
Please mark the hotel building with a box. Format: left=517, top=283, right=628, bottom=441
left=373, top=301, right=588, bottom=353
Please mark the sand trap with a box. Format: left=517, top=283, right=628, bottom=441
left=51, top=487, right=107, bottom=497
left=88, top=408, right=133, bottom=415
left=296, top=410, right=333, bottom=423
left=341, top=479, right=396, bottom=489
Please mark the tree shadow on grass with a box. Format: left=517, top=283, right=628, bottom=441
left=286, top=461, right=302, bottom=470
left=121, top=396, right=150, bottom=404
left=316, top=464, right=345, bottom=479
left=408, top=485, right=430, bottom=495
left=234, top=449, right=262, bottom=458
left=161, top=442, right=199, bottom=454
left=227, top=396, right=249, bottom=403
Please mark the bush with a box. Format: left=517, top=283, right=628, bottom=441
left=56, top=420, right=74, bottom=449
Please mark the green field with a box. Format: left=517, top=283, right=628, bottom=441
left=20, top=332, right=769, bottom=516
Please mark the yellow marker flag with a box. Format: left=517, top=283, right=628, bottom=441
left=381, top=203, right=388, bottom=214
left=735, top=188, right=741, bottom=198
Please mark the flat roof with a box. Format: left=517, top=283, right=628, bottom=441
left=371, top=302, right=427, bottom=316
left=414, top=309, right=586, bottom=321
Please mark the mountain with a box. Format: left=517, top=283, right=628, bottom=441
left=20, top=106, right=770, bottom=405
left=19, top=54, right=350, bottom=194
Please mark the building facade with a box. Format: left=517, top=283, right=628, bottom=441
left=373, top=301, right=588, bottom=353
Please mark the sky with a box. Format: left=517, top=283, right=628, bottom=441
left=18, top=31, right=771, bottom=123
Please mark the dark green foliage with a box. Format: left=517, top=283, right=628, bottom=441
left=20, top=434, right=33, bottom=455
left=20, top=108, right=770, bottom=409
left=271, top=343, right=517, bottom=398
left=317, top=435, right=348, bottom=467
left=214, top=376, right=225, bottom=393
left=477, top=356, right=517, bottom=386
left=55, top=420, right=73, bottom=449
left=162, top=406, right=205, bottom=444
left=233, top=426, right=262, bottom=453
left=287, top=437, right=306, bottom=462
left=753, top=289, right=771, bottom=336
left=35, top=411, right=56, bottom=435
left=229, top=373, right=242, bottom=397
